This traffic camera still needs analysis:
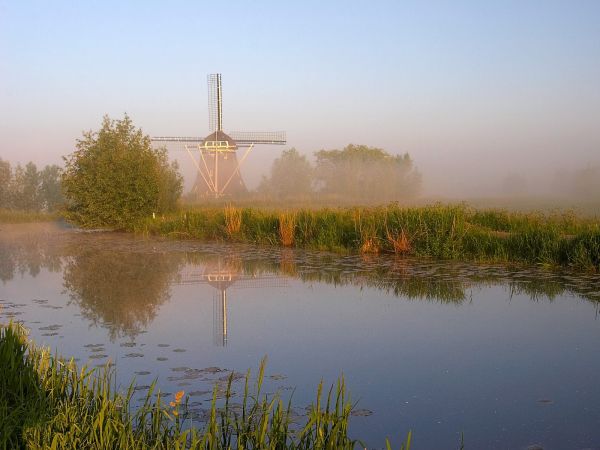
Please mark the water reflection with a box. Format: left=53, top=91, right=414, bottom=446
left=1, top=223, right=599, bottom=341
left=63, top=246, right=182, bottom=340
left=177, top=256, right=286, bottom=346
left=3, top=224, right=600, bottom=448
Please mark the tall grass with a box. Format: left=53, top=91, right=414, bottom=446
left=224, top=204, right=242, bottom=237
left=0, top=322, right=412, bottom=449
left=0, top=209, right=58, bottom=223
left=134, top=204, right=600, bottom=271
left=279, top=212, right=296, bottom=247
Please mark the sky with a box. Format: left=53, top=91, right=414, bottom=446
left=1, top=0, right=599, bottom=196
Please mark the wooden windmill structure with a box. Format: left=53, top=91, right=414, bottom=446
left=177, top=261, right=287, bottom=346
left=152, top=74, right=286, bottom=198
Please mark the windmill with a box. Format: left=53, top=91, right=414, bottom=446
left=152, top=74, right=286, bottom=198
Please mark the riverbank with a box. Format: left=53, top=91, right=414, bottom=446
left=133, top=204, right=600, bottom=271
left=0, top=321, right=411, bottom=449
left=0, top=209, right=58, bottom=223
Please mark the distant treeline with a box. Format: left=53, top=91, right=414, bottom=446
left=0, top=158, right=63, bottom=212
left=253, top=145, right=422, bottom=203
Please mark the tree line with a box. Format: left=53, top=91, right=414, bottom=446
left=258, top=145, right=422, bottom=202
left=0, top=159, right=63, bottom=212
left=3, top=116, right=423, bottom=222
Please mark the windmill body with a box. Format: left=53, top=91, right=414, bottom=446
left=152, top=74, right=286, bottom=198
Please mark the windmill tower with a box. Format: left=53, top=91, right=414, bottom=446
left=152, top=74, right=286, bottom=198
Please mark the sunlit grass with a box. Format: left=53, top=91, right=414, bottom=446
left=0, top=321, right=412, bottom=449
left=134, top=204, right=600, bottom=271
left=0, top=208, right=58, bottom=223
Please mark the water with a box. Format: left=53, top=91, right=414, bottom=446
left=2, top=222, right=600, bottom=449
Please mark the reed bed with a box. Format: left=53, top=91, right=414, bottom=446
left=133, top=204, right=600, bottom=271
left=0, top=321, right=412, bottom=449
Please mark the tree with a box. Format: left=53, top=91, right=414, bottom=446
left=39, top=165, right=63, bottom=212
left=314, top=144, right=421, bottom=202
left=62, top=114, right=183, bottom=228
left=259, top=148, right=313, bottom=199
left=0, top=159, right=11, bottom=208
left=22, top=162, right=42, bottom=211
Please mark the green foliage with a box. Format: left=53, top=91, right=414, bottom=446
left=314, top=144, right=422, bottom=202
left=137, top=204, right=600, bottom=271
left=0, top=159, right=64, bottom=212
left=0, top=322, right=411, bottom=449
left=61, top=114, right=182, bottom=228
left=0, top=158, right=13, bottom=208
left=259, top=148, right=314, bottom=199
left=254, top=144, right=421, bottom=204
left=39, top=164, right=63, bottom=212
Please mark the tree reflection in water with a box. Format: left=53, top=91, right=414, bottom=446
left=63, top=247, right=183, bottom=340
left=2, top=223, right=600, bottom=342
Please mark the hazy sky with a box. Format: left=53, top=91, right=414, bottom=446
left=1, top=1, right=599, bottom=196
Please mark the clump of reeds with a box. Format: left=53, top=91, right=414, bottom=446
left=279, top=212, right=296, bottom=247
left=224, top=204, right=242, bottom=237
left=386, top=228, right=412, bottom=254
left=0, top=321, right=412, bottom=449
left=354, top=209, right=381, bottom=254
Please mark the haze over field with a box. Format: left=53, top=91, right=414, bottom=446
left=1, top=1, right=599, bottom=199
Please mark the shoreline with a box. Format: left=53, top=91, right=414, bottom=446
left=132, top=204, right=600, bottom=272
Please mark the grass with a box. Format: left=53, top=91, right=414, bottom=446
left=133, top=203, right=600, bottom=271
left=0, top=209, right=58, bottom=224
left=0, top=321, right=412, bottom=449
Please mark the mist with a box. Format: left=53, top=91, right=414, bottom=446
left=1, top=1, right=599, bottom=212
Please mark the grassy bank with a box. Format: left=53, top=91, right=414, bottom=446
left=133, top=204, right=600, bottom=271
left=0, top=321, right=411, bottom=449
left=0, top=209, right=58, bottom=224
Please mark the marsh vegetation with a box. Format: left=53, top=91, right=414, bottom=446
left=0, top=321, right=412, bottom=449
left=135, top=204, right=600, bottom=271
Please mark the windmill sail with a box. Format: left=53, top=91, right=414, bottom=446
left=207, top=73, right=223, bottom=133
left=152, top=73, right=286, bottom=199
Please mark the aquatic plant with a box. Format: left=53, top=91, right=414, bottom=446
left=132, top=203, right=600, bottom=271
left=0, top=321, right=412, bottom=449
left=279, top=212, right=296, bottom=247
left=224, top=204, right=242, bottom=237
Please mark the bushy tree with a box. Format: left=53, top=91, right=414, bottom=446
left=314, top=144, right=421, bottom=201
left=39, top=165, right=63, bottom=211
left=62, top=114, right=182, bottom=228
left=0, top=159, right=11, bottom=208
left=259, top=148, right=313, bottom=199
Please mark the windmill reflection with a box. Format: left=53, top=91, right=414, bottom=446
left=178, top=260, right=286, bottom=346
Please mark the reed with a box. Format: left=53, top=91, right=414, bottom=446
left=386, top=228, right=411, bottom=254
left=224, top=204, right=242, bottom=237
left=279, top=212, right=296, bottom=247
left=0, top=321, right=412, bottom=449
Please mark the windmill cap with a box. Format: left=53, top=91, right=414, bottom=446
left=203, top=130, right=238, bottom=149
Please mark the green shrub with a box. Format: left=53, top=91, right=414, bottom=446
left=61, top=115, right=182, bottom=229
